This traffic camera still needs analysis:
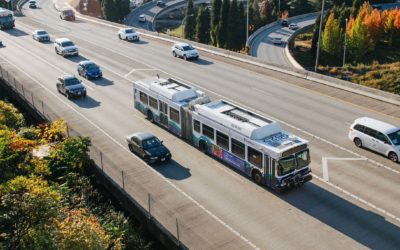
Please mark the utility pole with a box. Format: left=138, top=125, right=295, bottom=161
left=314, top=0, right=326, bottom=72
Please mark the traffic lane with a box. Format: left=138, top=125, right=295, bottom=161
left=17, top=9, right=400, bottom=171
left=3, top=23, right=400, bottom=248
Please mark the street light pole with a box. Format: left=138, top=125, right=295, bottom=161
left=343, top=18, right=348, bottom=68
left=314, top=0, right=326, bottom=72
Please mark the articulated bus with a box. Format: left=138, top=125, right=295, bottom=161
left=133, top=77, right=312, bottom=191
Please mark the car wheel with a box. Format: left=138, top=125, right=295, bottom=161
left=119, top=34, right=122, bottom=40
left=354, top=138, right=362, bottom=148
left=55, top=48, right=58, bottom=54
left=66, top=92, right=71, bottom=99
left=57, top=87, right=61, bottom=93
left=173, top=51, right=177, bottom=57
left=128, top=144, right=134, bottom=153
left=252, top=170, right=263, bottom=185
left=183, top=55, right=187, bottom=61
left=389, top=152, right=398, bottom=162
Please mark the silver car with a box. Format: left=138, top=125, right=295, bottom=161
left=171, top=43, right=199, bottom=60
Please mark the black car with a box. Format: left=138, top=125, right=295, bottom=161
left=56, top=75, right=86, bottom=99
left=281, top=20, right=288, bottom=27
left=156, top=0, right=166, bottom=7
left=60, top=8, right=75, bottom=21
left=126, top=132, right=171, bottom=163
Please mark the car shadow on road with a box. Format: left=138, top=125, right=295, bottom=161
left=2, top=28, right=29, bottom=37
left=191, top=58, right=214, bottom=66
left=91, top=77, right=114, bottom=86
left=152, top=159, right=191, bottom=180
left=273, top=181, right=400, bottom=249
left=134, top=40, right=149, bottom=45
left=73, top=95, right=101, bottom=109
left=66, top=55, right=89, bottom=63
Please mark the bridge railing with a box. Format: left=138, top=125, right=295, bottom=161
left=0, top=63, right=226, bottom=249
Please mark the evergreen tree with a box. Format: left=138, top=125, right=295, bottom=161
left=238, top=1, right=246, bottom=48
left=321, top=13, right=344, bottom=56
left=217, top=0, right=230, bottom=48
left=101, top=0, right=119, bottom=22
left=311, top=15, right=321, bottom=55
left=227, top=0, right=240, bottom=50
left=196, top=6, right=211, bottom=44
left=184, top=0, right=196, bottom=40
left=211, top=0, right=222, bottom=46
left=350, top=0, right=363, bottom=17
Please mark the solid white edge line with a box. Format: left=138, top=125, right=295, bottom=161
left=0, top=40, right=260, bottom=250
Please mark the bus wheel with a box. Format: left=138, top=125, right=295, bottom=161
left=147, top=111, right=154, bottom=122
left=252, top=170, right=263, bottom=185
left=199, top=140, right=207, bottom=153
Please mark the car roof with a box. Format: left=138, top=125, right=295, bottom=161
left=354, top=117, right=399, bottom=134
left=34, top=29, right=46, bottom=33
left=139, top=14, right=145, bottom=17
left=79, top=60, right=95, bottom=65
left=62, top=74, right=78, bottom=80
left=55, top=38, right=72, bottom=43
left=128, top=132, right=156, bottom=141
left=175, top=42, right=191, bottom=47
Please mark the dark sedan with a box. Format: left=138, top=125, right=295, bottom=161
left=56, top=75, right=86, bottom=99
left=77, top=60, right=102, bottom=79
left=126, top=132, right=171, bottom=163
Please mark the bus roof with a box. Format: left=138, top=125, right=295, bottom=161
left=195, top=100, right=307, bottom=155
left=136, top=77, right=200, bottom=105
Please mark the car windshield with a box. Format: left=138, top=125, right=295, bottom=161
left=63, top=10, right=73, bottom=15
left=125, top=29, right=134, bottom=34
left=388, top=129, right=400, bottom=146
left=142, top=137, right=161, bottom=149
left=37, top=31, right=47, bottom=35
left=61, top=41, right=74, bottom=47
left=84, top=63, right=98, bottom=70
left=64, top=78, right=81, bottom=86
left=182, top=45, right=194, bottom=51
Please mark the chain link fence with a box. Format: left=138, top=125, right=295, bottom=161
left=0, top=64, right=216, bottom=249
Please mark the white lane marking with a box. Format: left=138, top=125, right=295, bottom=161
left=322, top=157, right=367, bottom=182
left=1, top=35, right=94, bottom=91
left=313, top=174, right=400, bottom=224
left=124, top=68, right=156, bottom=77
left=60, top=7, right=400, bottom=176
left=0, top=53, right=259, bottom=250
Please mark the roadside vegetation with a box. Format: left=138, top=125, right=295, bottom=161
left=0, top=100, right=154, bottom=249
left=292, top=0, right=400, bottom=94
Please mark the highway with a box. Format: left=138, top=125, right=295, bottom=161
left=1, top=1, right=400, bottom=248
left=250, top=13, right=319, bottom=67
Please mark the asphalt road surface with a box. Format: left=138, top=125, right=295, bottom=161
left=1, top=1, right=400, bottom=248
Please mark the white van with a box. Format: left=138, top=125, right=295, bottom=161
left=348, top=117, right=400, bottom=162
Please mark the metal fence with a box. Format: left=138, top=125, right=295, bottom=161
left=0, top=64, right=214, bottom=249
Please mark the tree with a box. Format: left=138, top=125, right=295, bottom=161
left=217, top=0, right=230, bottom=48
left=211, top=0, right=222, bottom=46
left=184, top=0, right=196, bottom=40
left=347, top=11, right=374, bottom=60
left=350, top=0, right=363, bottom=17
left=226, top=0, right=240, bottom=50
left=0, top=101, right=25, bottom=130
left=384, top=9, right=395, bottom=46
left=322, top=13, right=344, bottom=56
left=101, top=0, right=119, bottom=22
left=0, top=176, right=60, bottom=249
left=364, top=8, right=384, bottom=43
left=238, top=1, right=246, bottom=49
left=55, top=208, right=110, bottom=250
left=259, top=0, right=274, bottom=24
left=195, top=6, right=211, bottom=44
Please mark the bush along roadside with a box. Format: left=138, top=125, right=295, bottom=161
left=0, top=100, right=155, bottom=250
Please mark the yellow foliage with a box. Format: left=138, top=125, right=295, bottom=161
left=39, top=120, right=67, bottom=144
left=55, top=208, right=110, bottom=250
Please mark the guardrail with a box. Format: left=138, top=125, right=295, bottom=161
left=247, top=12, right=320, bottom=50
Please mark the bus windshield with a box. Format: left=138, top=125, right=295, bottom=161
left=278, top=149, right=310, bottom=176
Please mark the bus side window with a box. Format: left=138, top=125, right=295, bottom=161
left=247, top=146, right=262, bottom=168
left=149, top=96, right=158, bottom=110
left=231, top=138, right=245, bottom=159
left=140, top=92, right=148, bottom=105
left=202, top=124, right=214, bottom=141
left=216, top=131, right=229, bottom=150
left=194, top=120, right=201, bottom=133
left=169, top=107, right=180, bottom=123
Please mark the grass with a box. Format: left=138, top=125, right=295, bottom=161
left=291, top=32, right=400, bottom=95
left=165, top=25, right=184, bottom=38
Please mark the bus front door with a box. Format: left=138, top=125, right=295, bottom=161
left=159, top=101, right=169, bottom=127
left=264, top=156, right=276, bottom=188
